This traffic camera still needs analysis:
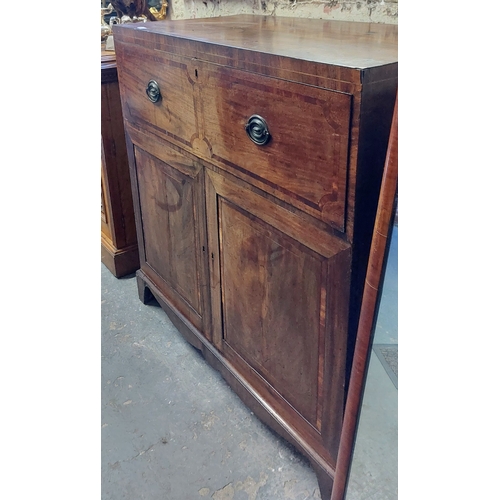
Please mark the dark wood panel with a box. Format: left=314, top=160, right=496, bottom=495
left=101, top=153, right=112, bottom=240
left=206, top=167, right=350, bottom=471
left=101, top=78, right=138, bottom=249
left=134, top=146, right=209, bottom=335
left=201, top=63, right=351, bottom=229
left=101, top=49, right=139, bottom=278
left=115, top=42, right=198, bottom=148
left=219, top=198, right=322, bottom=426
left=113, top=15, right=397, bottom=500
left=113, top=15, right=398, bottom=72
left=332, top=94, right=398, bottom=500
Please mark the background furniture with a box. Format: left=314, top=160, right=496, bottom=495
left=113, top=16, right=397, bottom=499
left=101, top=48, right=139, bottom=278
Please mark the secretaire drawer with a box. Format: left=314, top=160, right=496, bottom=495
left=115, top=42, right=198, bottom=150
left=201, top=64, right=352, bottom=230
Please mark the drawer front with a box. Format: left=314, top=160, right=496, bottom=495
left=115, top=42, right=198, bottom=149
left=201, top=64, right=352, bottom=230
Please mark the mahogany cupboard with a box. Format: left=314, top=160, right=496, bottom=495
left=101, top=48, right=139, bottom=277
left=113, top=15, right=397, bottom=500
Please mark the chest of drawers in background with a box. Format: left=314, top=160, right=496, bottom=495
left=101, top=48, right=139, bottom=277
left=113, top=15, right=397, bottom=499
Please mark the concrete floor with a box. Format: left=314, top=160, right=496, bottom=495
left=101, top=227, right=397, bottom=500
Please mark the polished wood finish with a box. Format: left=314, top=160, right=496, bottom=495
left=206, top=167, right=351, bottom=471
left=202, top=63, right=351, bottom=228
left=133, top=144, right=211, bottom=337
left=101, top=49, right=139, bottom=277
left=117, top=15, right=397, bottom=70
left=113, top=15, right=397, bottom=500
left=118, top=45, right=351, bottom=228
left=332, top=94, right=398, bottom=500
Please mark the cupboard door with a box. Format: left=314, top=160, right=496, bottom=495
left=205, top=168, right=351, bottom=472
left=134, top=145, right=210, bottom=338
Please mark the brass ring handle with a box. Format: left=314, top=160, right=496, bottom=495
left=146, top=80, right=161, bottom=103
left=245, top=115, right=271, bottom=146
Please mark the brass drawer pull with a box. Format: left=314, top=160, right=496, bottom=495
left=245, top=115, right=271, bottom=146
left=146, top=80, right=161, bottom=103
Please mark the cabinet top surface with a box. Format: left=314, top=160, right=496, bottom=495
left=116, top=14, right=397, bottom=69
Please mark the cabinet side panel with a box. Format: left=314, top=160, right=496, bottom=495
left=345, top=77, right=397, bottom=387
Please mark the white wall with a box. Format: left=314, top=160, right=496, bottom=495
left=168, top=0, right=398, bottom=24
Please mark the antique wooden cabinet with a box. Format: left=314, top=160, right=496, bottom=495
left=113, top=15, right=397, bottom=500
left=101, top=49, right=139, bottom=277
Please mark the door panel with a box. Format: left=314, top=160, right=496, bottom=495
left=220, top=198, right=322, bottom=426
left=134, top=146, right=210, bottom=336
left=206, top=168, right=351, bottom=468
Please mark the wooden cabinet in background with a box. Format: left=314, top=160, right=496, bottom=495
left=101, top=49, right=139, bottom=277
left=114, top=16, right=397, bottom=500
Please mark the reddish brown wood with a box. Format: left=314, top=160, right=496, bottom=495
left=113, top=16, right=397, bottom=500
left=114, top=15, right=398, bottom=240
left=205, top=167, right=350, bottom=473
left=101, top=48, right=139, bottom=277
left=115, top=15, right=397, bottom=72
left=331, top=93, right=398, bottom=500
left=133, top=145, right=211, bottom=339
left=201, top=62, right=351, bottom=229
left=116, top=45, right=199, bottom=148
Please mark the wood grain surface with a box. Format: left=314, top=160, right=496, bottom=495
left=101, top=49, right=139, bottom=277
left=331, top=93, right=398, bottom=500
left=114, top=15, right=397, bottom=69
left=113, top=16, right=398, bottom=499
